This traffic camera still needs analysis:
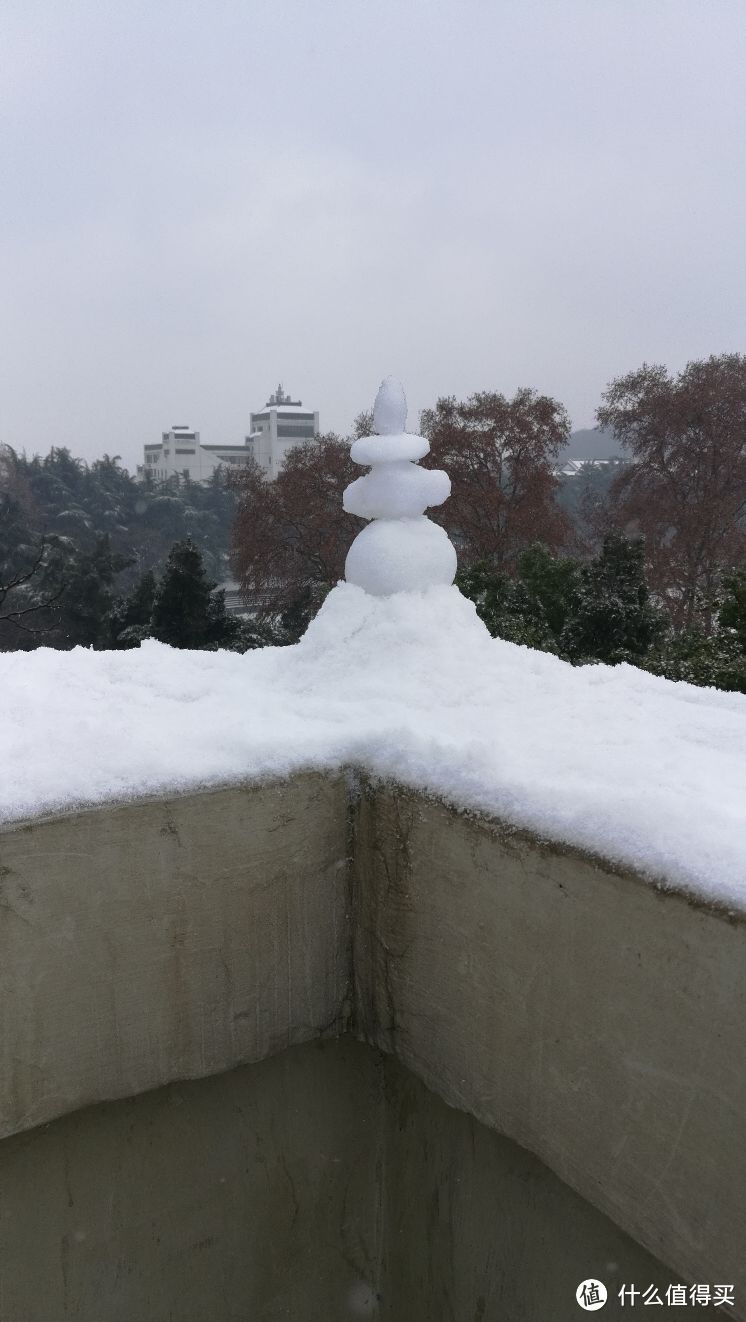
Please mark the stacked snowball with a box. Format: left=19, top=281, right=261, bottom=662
left=343, top=377, right=457, bottom=595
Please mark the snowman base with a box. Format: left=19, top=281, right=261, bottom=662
left=345, top=517, right=457, bottom=597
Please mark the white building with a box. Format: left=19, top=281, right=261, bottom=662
left=140, top=426, right=256, bottom=484
left=245, top=385, right=320, bottom=478
left=139, top=387, right=320, bottom=484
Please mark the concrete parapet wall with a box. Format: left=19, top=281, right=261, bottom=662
left=0, top=1039, right=384, bottom=1322
left=1, top=773, right=744, bottom=1314
left=352, top=784, right=746, bottom=1310
left=0, top=1038, right=677, bottom=1322
left=0, top=775, right=350, bottom=1139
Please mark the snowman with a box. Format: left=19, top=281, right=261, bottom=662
left=343, top=377, right=457, bottom=595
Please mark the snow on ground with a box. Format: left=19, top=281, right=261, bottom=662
left=1, top=582, right=744, bottom=907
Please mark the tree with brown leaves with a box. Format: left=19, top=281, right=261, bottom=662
left=420, top=388, right=572, bottom=569
left=598, top=354, right=746, bottom=631
left=230, top=436, right=364, bottom=636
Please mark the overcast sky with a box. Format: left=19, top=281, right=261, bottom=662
left=1, top=0, right=744, bottom=469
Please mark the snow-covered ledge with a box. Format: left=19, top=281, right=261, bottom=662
left=1, top=383, right=742, bottom=904
left=1, top=380, right=745, bottom=1311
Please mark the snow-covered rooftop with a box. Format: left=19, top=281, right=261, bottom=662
left=1, top=583, right=744, bottom=909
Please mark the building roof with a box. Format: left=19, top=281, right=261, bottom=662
left=266, top=383, right=301, bottom=407
left=251, top=404, right=315, bottom=416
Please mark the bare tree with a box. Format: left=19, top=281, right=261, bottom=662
left=598, top=355, right=746, bottom=631
left=0, top=535, right=64, bottom=636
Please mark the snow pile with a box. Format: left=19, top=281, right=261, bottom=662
left=343, top=377, right=456, bottom=594
left=1, top=580, right=745, bottom=907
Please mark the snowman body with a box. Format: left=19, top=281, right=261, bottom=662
left=343, top=378, right=457, bottom=596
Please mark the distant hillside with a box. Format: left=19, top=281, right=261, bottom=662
left=561, top=427, right=627, bottom=461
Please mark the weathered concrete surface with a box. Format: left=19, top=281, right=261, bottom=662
left=0, top=774, right=350, bottom=1139
left=380, top=1047, right=679, bottom=1322
left=0, top=1038, right=385, bottom=1322
left=1, top=772, right=743, bottom=1312
left=0, top=1037, right=677, bottom=1322
left=353, top=785, right=746, bottom=1313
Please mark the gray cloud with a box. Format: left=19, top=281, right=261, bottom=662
left=1, top=0, right=744, bottom=467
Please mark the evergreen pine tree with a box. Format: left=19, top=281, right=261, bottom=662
left=457, top=545, right=581, bottom=652
left=515, top=544, right=581, bottom=644
left=646, top=565, right=746, bottom=693
left=560, top=534, right=665, bottom=665
left=109, top=569, right=157, bottom=647
left=646, top=628, right=746, bottom=693
left=150, top=538, right=239, bottom=649
left=56, top=535, right=133, bottom=649
left=719, top=566, right=746, bottom=651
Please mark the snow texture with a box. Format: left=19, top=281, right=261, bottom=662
left=350, top=433, right=429, bottom=465
left=345, top=377, right=455, bottom=595
left=373, top=375, right=407, bottom=434
left=344, top=463, right=450, bottom=521
left=344, top=518, right=457, bottom=595
left=1, top=581, right=744, bottom=908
